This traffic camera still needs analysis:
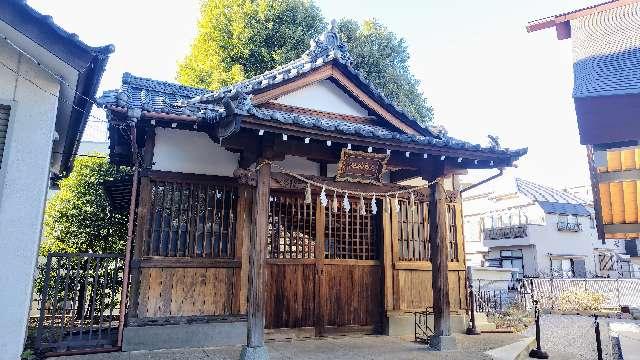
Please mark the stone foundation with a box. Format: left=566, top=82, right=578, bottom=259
left=122, top=321, right=247, bottom=351
left=385, top=311, right=468, bottom=337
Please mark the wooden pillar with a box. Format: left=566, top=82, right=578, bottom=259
left=117, top=119, right=139, bottom=347
left=314, top=196, right=326, bottom=337
left=242, top=159, right=270, bottom=359
left=428, top=180, right=455, bottom=350
left=383, top=197, right=394, bottom=312
left=127, top=126, right=155, bottom=320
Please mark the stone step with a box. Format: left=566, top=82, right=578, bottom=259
left=485, top=337, right=536, bottom=360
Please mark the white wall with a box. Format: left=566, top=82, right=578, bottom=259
left=273, top=155, right=319, bottom=176
left=0, top=41, right=60, bottom=357
left=486, top=245, right=538, bottom=277
left=152, top=128, right=239, bottom=177
left=275, top=79, right=369, bottom=117
left=529, top=213, right=598, bottom=276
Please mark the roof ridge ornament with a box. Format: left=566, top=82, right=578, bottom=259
left=304, top=19, right=353, bottom=65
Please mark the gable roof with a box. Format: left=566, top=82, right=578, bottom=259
left=191, top=21, right=433, bottom=137
left=98, top=72, right=527, bottom=162
left=516, top=178, right=591, bottom=216
left=97, top=22, right=527, bottom=166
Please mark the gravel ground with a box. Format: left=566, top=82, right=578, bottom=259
left=64, top=333, right=526, bottom=360
left=524, top=314, right=613, bottom=360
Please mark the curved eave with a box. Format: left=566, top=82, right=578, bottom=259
left=103, top=105, right=525, bottom=169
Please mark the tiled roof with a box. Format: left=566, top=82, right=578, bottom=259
left=9, top=1, right=115, bottom=57
left=189, top=21, right=431, bottom=136
left=98, top=73, right=527, bottom=159
left=97, top=22, right=527, bottom=161
left=572, top=2, right=640, bottom=97
left=516, top=178, right=591, bottom=216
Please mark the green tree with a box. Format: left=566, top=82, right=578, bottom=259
left=40, top=155, right=129, bottom=255
left=335, top=19, right=433, bottom=125
left=177, top=0, right=433, bottom=125
left=177, top=0, right=325, bottom=90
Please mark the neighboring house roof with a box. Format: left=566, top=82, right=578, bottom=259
left=526, top=0, right=637, bottom=36
left=516, top=178, right=591, bottom=216
left=0, top=0, right=113, bottom=176
left=526, top=1, right=640, bottom=99
left=571, top=1, right=640, bottom=98
left=97, top=23, right=526, bottom=164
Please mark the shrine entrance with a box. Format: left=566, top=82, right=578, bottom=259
left=264, top=189, right=383, bottom=337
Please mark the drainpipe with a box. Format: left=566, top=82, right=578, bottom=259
left=460, top=168, right=504, bottom=194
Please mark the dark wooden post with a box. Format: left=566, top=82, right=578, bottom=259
left=314, top=196, right=326, bottom=337
left=241, top=159, right=271, bottom=360
left=117, top=117, right=139, bottom=347
left=428, top=180, right=456, bottom=350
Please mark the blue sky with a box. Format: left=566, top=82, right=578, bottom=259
left=28, top=0, right=602, bottom=189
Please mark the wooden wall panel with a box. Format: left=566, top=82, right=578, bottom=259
left=395, top=269, right=466, bottom=312
left=398, top=269, right=432, bottom=310
left=264, top=263, right=316, bottom=329
left=323, top=264, right=382, bottom=328
left=137, top=267, right=237, bottom=318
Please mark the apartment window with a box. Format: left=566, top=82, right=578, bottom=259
left=551, top=258, right=585, bottom=278
left=499, top=250, right=524, bottom=278
left=0, top=104, right=10, bottom=169
left=557, top=214, right=581, bottom=232
left=558, top=215, right=568, bottom=226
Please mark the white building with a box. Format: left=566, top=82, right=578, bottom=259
left=463, top=177, right=637, bottom=279
left=0, top=2, right=111, bottom=358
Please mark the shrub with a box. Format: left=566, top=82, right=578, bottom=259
left=488, top=303, right=534, bottom=333
left=556, top=289, right=606, bottom=312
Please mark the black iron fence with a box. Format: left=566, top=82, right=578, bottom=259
left=34, top=253, right=124, bottom=355
left=414, top=308, right=434, bottom=344
left=470, top=279, right=534, bottom=317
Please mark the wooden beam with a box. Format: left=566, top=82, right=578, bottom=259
left=428, top=180, right=453, bottom=349
left=246, top=159, right=271, bottom=351
left=241, top=116, right=513, bottom=164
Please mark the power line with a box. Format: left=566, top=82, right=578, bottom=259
left=0, top=32, right=106, bottom=117
left=51, top=151, right=108, bottom=159
left=0, top=59, right=107, bottom=124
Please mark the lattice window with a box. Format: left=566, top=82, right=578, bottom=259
left=267, top=192, right=316, bottom=259
left=145, top=179, right=237, bottom=258
left=446, top=203, right=459, bottom=262
left=325, top=197, right=380, bottom=260
left=397, top=200, right=430, bottom=261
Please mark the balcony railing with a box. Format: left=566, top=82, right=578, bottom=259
left=484, top=225, right=527, bottom=240
left=557, top=222, right=581, bottom=232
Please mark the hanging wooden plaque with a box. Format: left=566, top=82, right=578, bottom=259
left=335, top=149, right=389, bottom=184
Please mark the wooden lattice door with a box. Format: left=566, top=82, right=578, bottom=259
left=264, top=191, right=383, bottom=336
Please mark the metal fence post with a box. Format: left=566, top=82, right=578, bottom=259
left=529, top=300, right=549, bottom=359
left=466, top=282, right=480, bottom=335
left=34, top=253, right=53, bottom=351
left=594, top=315, right=603, bottom=360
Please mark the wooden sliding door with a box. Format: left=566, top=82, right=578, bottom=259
left=264, top=191, right=383, bottom=335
